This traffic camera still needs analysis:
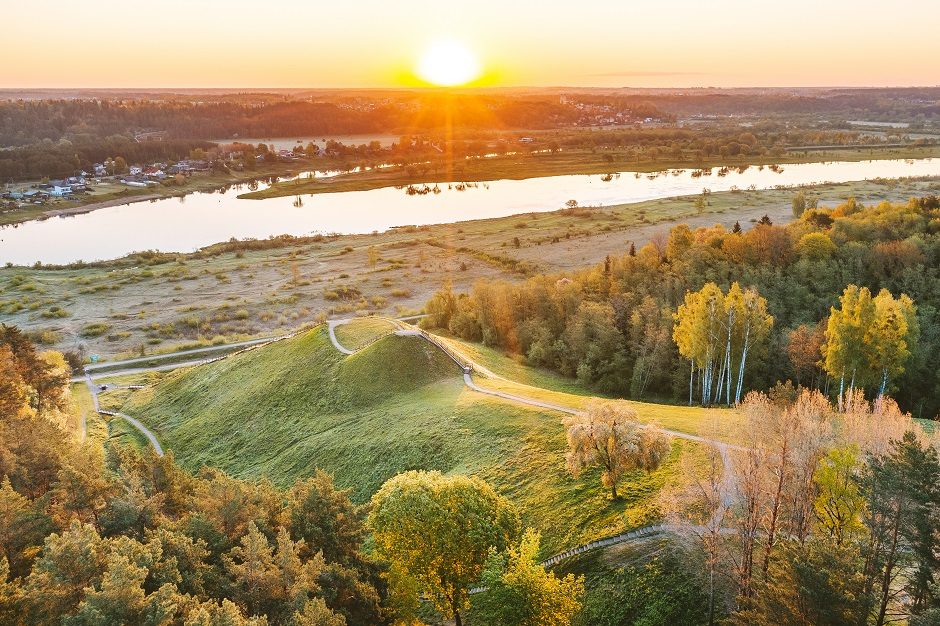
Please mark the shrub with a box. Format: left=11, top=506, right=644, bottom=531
left=80, top=322, right=111, bottom=338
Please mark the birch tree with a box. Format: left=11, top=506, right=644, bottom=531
left=673, top=282, right=773, bottom=406
left=824, top=286, right=918, bottom=406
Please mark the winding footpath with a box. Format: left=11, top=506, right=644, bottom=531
left=83, top=373, right=165, bottom=456
left=327, top=318, right=742, bottom=566
left=82, top=317, right=739, bottom=566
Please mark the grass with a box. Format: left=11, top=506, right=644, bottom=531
left=241, top=144, right=940, bottom=200
left=120, top=325, right=715, bottom=553
left=332, top=317, right=399, bottom=351
left=106, top=414, right=152, bottom=451
left=433, top=330, right=743, bottom=443
left=69, top=383, right=108, bottom=445
left=4, top=176, right=938, bottom=361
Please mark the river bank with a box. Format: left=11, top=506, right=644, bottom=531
left=2, top=176, right=938, bottom=361
left=239, top=144, right=940, bottom=199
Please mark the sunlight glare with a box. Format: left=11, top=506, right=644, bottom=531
left=416, top=39, right=481, bottom=86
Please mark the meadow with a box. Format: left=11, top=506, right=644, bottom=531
left=117, top=324, right=720, bottom=554
left=3, top=176, right=937, bottom=362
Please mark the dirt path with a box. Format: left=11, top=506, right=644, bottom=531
left=326, top=317, right=742, bottom=565
left=326, top=320, right=355, bottom=354
left=84, top=373, right=164, bottom=456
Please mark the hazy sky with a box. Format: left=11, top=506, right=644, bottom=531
left=4, top=0, right=940, bottom=88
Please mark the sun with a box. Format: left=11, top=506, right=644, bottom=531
left=416, top=39, right=482, bottom=86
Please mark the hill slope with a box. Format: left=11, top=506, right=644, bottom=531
left=124, top=326, right=702, bottom=552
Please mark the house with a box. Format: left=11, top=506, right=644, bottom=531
left=93, top=163, right=108, bottom=177
left=129, top=166, right=143, bottom=176
left=45, top=180, right=72, bottom=196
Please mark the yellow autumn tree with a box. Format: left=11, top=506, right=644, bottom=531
left=565, top=400, right=671, bottom=500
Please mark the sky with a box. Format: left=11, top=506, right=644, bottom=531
left=3, top=0, right=940, bottom=89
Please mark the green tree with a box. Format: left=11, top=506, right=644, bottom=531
left=673, top=282, right=772, bottom=406
left=368, top=471, right=519, bottom=626
left=731, top=539, right=870, bottom=626
left=813, top=446, right=867, bottom=546
left=862, top=431, right=940, bottom=624
left=472, top=529, right=584, bottom=626
left=824, top=286, right=918, bottom=403
left=792, top=190, right=807, bottom=217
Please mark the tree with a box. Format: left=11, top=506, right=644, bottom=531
left=113, top=156, right=128, bottom=175
left=472, top=529, right=584, bottom=626
left=792, top=190, right=807, bottom=217
left=861, top=431, right=940, bottom=624
left=421, top=282, right=458, bottom=330
left=730, top=539, right=870, bottom=626
left=65, top=547, right=181, bottom=626
left=565, top=400, right=671, bottom=499
left=673, top=282, right=773, bottom=406
left=368, top=471, right=519, bottom=626
left=796, top=232, right=837, bottom=261
left=813, top=446, right=866, bottom=547
left=824, top=286, right=918, bottom=404
left=786, top=323, right=826, bottom=387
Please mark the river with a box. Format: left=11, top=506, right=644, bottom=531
left=1, top=157, right=938, bottom=266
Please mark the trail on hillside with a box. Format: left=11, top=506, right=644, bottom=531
left=326, top=318, right=742, bottom=566
left=84, top=374, right=164, bottom=456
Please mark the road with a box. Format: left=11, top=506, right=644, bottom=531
left=326, top=320, right=355, bottom=355
left=83, top=336, right=285, bottom=373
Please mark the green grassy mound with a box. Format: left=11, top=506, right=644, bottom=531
left=333, top=317, right=399, bottom=352
left=124, top=325, right=700, bottom=552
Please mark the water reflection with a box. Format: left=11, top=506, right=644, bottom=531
left=1, top=157, right=938, bottom=266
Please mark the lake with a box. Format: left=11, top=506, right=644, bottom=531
left=2, top=157, right=938, bottom=266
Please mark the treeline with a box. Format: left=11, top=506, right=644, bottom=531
left=424, top=195, right=940, bottom=417
left=0, top=326, right=386, bottom=625
left=642, top=87, right=940, bottom=119
left=0, top=97, right=588, bottom=150
left=0, top=100, right=384, bottom=148
left=674, top=387, right=940, bottom=625
left=0, top=136, right=213, bottom=181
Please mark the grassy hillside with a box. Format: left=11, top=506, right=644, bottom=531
left=333, top=317, right=399, bottom=351
left=123, top=325, right=709, bottom=552
left=434, top=330, right=743, bottom=443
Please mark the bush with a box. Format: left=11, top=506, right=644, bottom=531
left=80, top=322, right=111, bottom=338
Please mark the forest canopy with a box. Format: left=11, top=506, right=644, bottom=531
left=423, top=195, right=940, bottom=417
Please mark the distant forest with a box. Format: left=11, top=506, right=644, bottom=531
left=1, top=88, right=938, bottom=182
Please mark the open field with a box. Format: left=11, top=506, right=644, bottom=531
left=118, top=327, right=714, bottom=553
left=241, top=144, right=940, bottom=199
left=2, top=176, right=938, bottom=362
